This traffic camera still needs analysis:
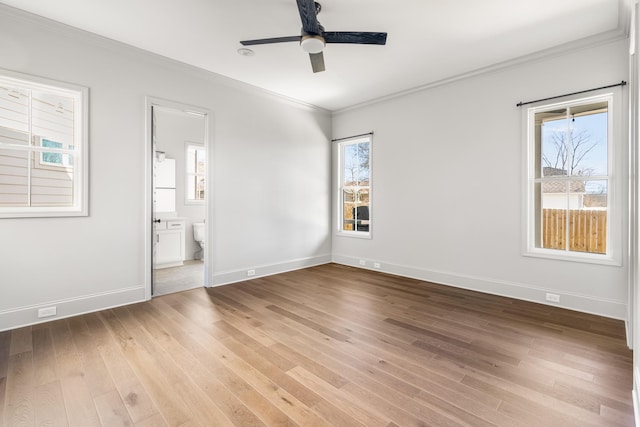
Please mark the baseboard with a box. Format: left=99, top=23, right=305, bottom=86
left=211, top=254, right=332, bottom=287
left=332, top=254, right=627, bottom=320
left=0, top=286, right=146, bottom=332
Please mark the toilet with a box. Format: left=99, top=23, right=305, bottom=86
left=193, top=222, right=205, bottom=260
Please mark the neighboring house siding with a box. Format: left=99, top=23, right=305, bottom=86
left=0, top=95, right=74, bottom=207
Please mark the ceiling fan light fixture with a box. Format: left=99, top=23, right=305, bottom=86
left=237, top=47, right=255, bottom=56
left=300, top=35, right=325, bottom=54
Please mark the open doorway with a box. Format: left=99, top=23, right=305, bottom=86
left=145, top=98, right=211, bottom=298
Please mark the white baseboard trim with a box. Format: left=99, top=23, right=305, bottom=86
left=210, top=254, right=332, bottom=287
left=332, top=254, right=627, bottom=320
left=0, top=286, right=146, bottom=332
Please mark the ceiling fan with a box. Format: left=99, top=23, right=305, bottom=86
left=239, top=0, right=387, bottom=73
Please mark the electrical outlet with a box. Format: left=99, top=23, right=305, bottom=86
left=247, top=269, right=256, bottom=277
left=546, top=293, right=560, bottom=303
left=373, top=262, right=381, bottom=269
left=38, top=306, right=57, bottom=318
left=359, top=260, right=366, bottom=266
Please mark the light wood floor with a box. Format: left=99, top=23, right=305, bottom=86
left=0, top=263, right=634, bottom=426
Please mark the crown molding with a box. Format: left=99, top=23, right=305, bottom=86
left=333, top=27, right=630, bottom=115
left=0, top=3, right=331, bottom=115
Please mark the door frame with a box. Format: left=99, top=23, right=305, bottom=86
left=144, top=96, right=213, bottom=299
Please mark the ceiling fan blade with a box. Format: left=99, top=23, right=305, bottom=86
left=309, top=52, right=325, bottom=73
left=296, top=0, right=320, bottom=34
left=240, top=36, right=302, bottom=46
left=323, top=32, right=387, bottom=45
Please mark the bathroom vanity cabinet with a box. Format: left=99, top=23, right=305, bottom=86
left=154, top=219, right=185, bottom=268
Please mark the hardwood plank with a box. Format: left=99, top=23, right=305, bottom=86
left=50, top=320, right=101, bottom=427
left=67, top=316, right=116, bottom=397
left=94, top=389, right=134, bottom=427
left=4, top=351, right=34, bottom=426
left=33, top=380, right=68, bottom=426
left=134, top=412, right=169, bottom=427
left=31, top=327, right=58, bottom=387
left=9, top=327, right=32, bottom=356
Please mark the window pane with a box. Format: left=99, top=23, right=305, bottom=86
left=541, top=181, right=567, bottom=250
left=584, top=180, right=607, bottom=207
left=569, top=103, right=607, bottom=176
left=572, top=180, right=607, bottom=254
left=31, top=91, right=74, bottom=149
left=195, top=177, right=205, bottom=200
left=540, top=103, right=607, bottom=178
left=0, top=85, right=29, bottom=146
left=186, top=144, right=205, bottom=201
left=356, top=142, right=370, bottom=186
left=343, top=188, right=355, bottom=203
left=32, top=149, right=74, bottom=207
left=540, top=179, right=608, bottom=254
left=196, top=148, right=205, bottom=174
left=357, top=188, right=370, bottom=204
left=540, top=110, right=569, bottom=177
left=343, top=144, right=358, bottom=185
left=0, top=148, right=29, bottom=206
left=343, top=200, right=355, bottom=231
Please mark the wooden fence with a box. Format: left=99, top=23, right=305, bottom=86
left=542, top=209, right=607, bottom=254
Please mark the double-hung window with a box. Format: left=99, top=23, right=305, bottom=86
left=338, top=135, right=371, bottom=237
left=524, top=92, right=620, bottom=264
left=0, top=70, right=88, bottom=218
left=185, top=142, right=205, bottom=203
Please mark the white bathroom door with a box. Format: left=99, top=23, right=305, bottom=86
left=151, top=105, right=159, bottom=295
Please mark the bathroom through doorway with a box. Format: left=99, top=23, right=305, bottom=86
left=146, top=98, right=211, bottom=297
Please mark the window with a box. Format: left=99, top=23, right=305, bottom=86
left=0, top=70, right=88, bottom=218
left=185, top=142, right=205, bottom=203
left=338, top=135, right=371, bottom=237
left=524, top=93, right=620, bottom=264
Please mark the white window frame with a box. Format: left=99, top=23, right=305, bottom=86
left=337, top=135, right=372, bottom=239
left=522, top=91, right=622, bottom=265
left=0, top=69, right=88, bottom=218
left=184, top=141, right=205, bottom=205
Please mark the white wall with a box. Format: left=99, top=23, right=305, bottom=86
left=332, top=38, right=630, bottom=319
left=154, top=108, right=206, bottom=260
left=0, top=6, right=332, bottom=331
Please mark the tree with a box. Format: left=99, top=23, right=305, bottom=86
left=542, top=127, right=598, bottom=177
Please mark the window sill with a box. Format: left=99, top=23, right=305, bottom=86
left=337, top=230, right=372, bottom=239
left=523, top=248, right=621, bottom=266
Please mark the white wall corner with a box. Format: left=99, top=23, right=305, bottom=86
left=0, top=286, right=146, bottom=332
left=211, top=254, right=332, bottom=287
left=331, top=254, right=628, bottom=320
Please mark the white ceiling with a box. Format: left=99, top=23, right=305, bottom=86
left=2, top=0, right=627, bottom=111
